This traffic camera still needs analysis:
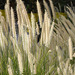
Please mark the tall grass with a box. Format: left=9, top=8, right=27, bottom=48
left=0, top=0, right=75, bottom=75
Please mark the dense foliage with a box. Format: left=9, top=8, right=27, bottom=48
left=0, top=0, right=75, bottom=75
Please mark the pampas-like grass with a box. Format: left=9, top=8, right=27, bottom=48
left=0, top=0, right=75, bottom=75
left=37, top=0, right=43, bottom=28
left=49, top=0, right=55, bottom=19
left=43, top=0, right=51, bottom=20
left=45, top=18, right=50, bottom=46
left=20, top=18, right=36, bottom=74
left=43, top=10, right=51, bottom=46
left=66, top=19, right=75, bottom=33
left=22, top=27, right=29, bottom=53
left=60, top=14, right=75, bottom=33
left=24, top=31, right=36, bottom=74
left=10, top=36, right=19, bottom=55
left=31, top=12, right=36, bottom=38
left=17, top=52, right=23, bottom=75
left=5, top=0, right=11, bottom=34
left=49, top=21, right=54, bottom=46
left=0, top=13, right=8, bottom=36
left=28, top=52, right=36, bottom=74
left=68, top=37, right=73, bottom=60
left=56, top=45, right=74, bottom=75
left=56, top=46, right=63, bottom=69
left=45, top=10, right=49, bottom=46
left=65, top=7, right=75, bottom=31
left=19, top=0, right=31, bottom=28
left=60, top=15, right=75, bottom=42
left=0, top=26, right=8, bottom=50
left=10, top=35, right=23, bottom=74
left=21, top=27, right=36, bottom=74
left=16, top=0, right=32, bottom=49
left=8, top=58, right=13, bottom=75
left=65, top=7, right=75, bottom=26
left=43, top=10, right=47, bottom=45
left=16, top=4, right=22, bottom=36
left=11, top=7, right=16, bottom=40
left=39, top=9, right=54, bottom=47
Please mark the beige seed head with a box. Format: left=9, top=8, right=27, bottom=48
left=8, top=58, right=13, bottom=75
left=11, top=7, right=16, bottom=40
left=68, top=37, right=73, bottom=60
left=18, top=52, right=23, bottom=74
left=31, top=12, right=36, bottom=38
left=37, top=0, right=43, bottom=28
left=49, top=0, right=55, bottom=19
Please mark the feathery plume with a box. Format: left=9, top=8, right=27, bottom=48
left=28, top=52, right=36, bottom=74
left=11, top=7, right=16, bottom=40
left=49, top=21, right=54, bottom=46
left=56, top=46, right=64, bottom=70
left=0, top=26, right=8, bottom=50
left=31, top=12, right=36, bottom=38
left=37, top=0, right=43, bottom=28
left=8, top=58, right=13, bottom=75
left=5, top=0, right=11, bottom=33
left=17, top=52, right=23, bottom=75
left=68, top=37, right=73, bottom=60
left=43, top=0, right=51, bottom=20
left=49, top=0, right=55, bottom=19
left=16, top=4, right=22, bottom=36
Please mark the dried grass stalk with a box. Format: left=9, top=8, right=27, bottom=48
left=8, top=58, right=13, bottom=75
left=66, top=7, right=75, bottom=26
left=31, top=12, right=36, bottom=38
left=43, top=0, right=51, bottom=19
left=5, top=0, right=11, bottom=34
left=43, top=10, right=51, bottom=46
left=10, top=36, right=23, bottom=74
left=19, top=0, right=31, bottom=28
left=16, top=0, right=32, bottom=48
left=37, top=0, right=43, bottom=28
left=28, top=52, right=36, bottom=74
left=17, top=52, right=23, bottom=74
left=0, top=26, right=8, bottom=50
left=56, top=46, right=64, bottom=70
left=60, top=15, right=75, bottom=41
left=16, top=5, right=21, bottom=36
left=0, top=14, right=8, bottom=36
left=68, top=37, right=73, bottom=60
left=11, top=7, right=16, bottom=40
left=49, top=0, right=55, bottom=19
left=49, top=21, right=54, bottom=46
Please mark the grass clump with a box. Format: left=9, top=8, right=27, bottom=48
left=0, top=0, right=75, bottom=75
